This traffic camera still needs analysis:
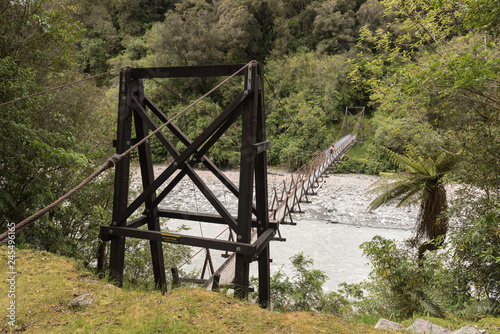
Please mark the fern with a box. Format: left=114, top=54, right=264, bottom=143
left=456, top=298, right=500, bottom=319
left=367, top=145, right=458, bottom=244
left=415, top=288, right=447, bottom=318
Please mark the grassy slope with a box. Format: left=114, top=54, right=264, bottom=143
left=0, top=247, right=402, bottom=333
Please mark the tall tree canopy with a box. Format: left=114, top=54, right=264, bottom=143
left=0, top=0, right=115, bottom=262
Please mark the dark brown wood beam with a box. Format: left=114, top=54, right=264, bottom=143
left=101, top=226, right=255, bottom=255
left=129, top=64, right=247, bottom=79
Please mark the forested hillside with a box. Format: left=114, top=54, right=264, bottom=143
left=1, top=0, right=499, bottom=324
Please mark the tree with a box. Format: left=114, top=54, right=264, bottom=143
left=0, top=0, right=116, bottom=263
left=353, top=0, right=499, bottom=223
left=110, top=0, right=176, bottom=36
left=264, top=51, right=357, bottom=166
left=266, top=253, right=329, bottom=312
left=75, top=0, right=121, bottom=80
left=368, top=147, right=457, bottom=257
left=313, top=0, right=357, bottom=53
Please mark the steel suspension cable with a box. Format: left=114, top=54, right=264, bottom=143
left=0, top=61, right=254, bottom=245
left=0, top=66, right=132, bottom=108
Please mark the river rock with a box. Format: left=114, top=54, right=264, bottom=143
left=324, top=202, right=335, bottom=212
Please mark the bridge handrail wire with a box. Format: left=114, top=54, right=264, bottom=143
left=208, top=134, right=357, bottom=287
left=267, top=134, right=357, bottom=222
left=265, top=105, right=355, bottom=197
left=0, top=61, right=255, bottom=246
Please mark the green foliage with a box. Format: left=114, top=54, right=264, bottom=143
left=336, top=157, right=386, bottom=175
left=0, top=0, right=117, bottom=266
left=122, top=228, right=192, bottom=290
left=360, top=236, right=426, bottom=318
left=75, top=1, right=121, bottom=81
left=0, top=0, right=84, bottom=73
left=336, top=139, right=397, bottom=174
left=265, top=51, right=358, bottom=166
left=268, top=253, right=328, bottom=311
left=451, top=210, right=500, bottom=302
left=262, top=253, right=350, bottom=314
left=357, top=212, right=500, bottom=319
left=353, top=0, right=500, bottom=199
left=368, top=146, right=457, bottom=247
left=313, top=0, right=358, bottom=53
left=110, top=0, right=176, bottom=36
left=460, top=0, right=500, bottom=37
left=341, top=0, right=500, bottom=323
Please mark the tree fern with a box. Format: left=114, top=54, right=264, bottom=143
left=367, top=146, right=458, bottom=252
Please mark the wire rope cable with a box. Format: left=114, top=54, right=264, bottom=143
left=0, top=66, right=131, bottom=108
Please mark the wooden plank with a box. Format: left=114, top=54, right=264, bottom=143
left=101, top=226, right=255, bottom=255
left=109, top=68, right=132, bottom=285
left=235, top=63, right=258, bottom=300
left=254, top=228, right=275, bottom=257
left=133, top=84, right=166, bottom=290
left=157, top=209, right=278, bottom=229
left=254, top=70, right=271, bottom=308
left=252, top=141, right=271, bottom=154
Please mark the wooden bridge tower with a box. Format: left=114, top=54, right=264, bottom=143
left=343, top=106, right=365, bottom=144
left=100, top=62, right=275, bottom=306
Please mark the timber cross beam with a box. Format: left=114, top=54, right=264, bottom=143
left=343, top=106, right=365, bottom=143
left=99, top=62, right=274, bottom=307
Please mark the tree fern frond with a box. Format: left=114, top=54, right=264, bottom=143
left=457, top=298, right=500, bottom=318
left=417, top=289, right=445, bottom=318
left=397, top=186, right=423, bottom=207
left=368, top=147, right=457, bottom=247
left=381, top=146, right=430, bottom=176
left=367, top=176, right=425, bottom=211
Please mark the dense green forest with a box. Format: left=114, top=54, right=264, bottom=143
left=1, top=0, right=499, bottom=323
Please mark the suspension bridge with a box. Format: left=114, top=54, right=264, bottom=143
left=0, top=61, right=365, bottom=308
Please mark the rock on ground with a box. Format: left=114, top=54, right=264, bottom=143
left=406, top=319, right=449, bottom=334
left=374, top=318, right=405, bottom=330
left=451, top=325, right=489, bottom=334
left=69, top=293, right=94, bottom=307
left=374, top=318, right=489, bottom=334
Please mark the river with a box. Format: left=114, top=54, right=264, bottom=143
left=133, top=167, right=416, bottom=292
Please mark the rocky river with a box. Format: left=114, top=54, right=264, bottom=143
left=132, top=167, right=416, bottom=291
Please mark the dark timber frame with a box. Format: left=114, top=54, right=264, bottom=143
left=100, top=62, right=274, bottom=306
left=343, top=106, right=365, bottom=144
